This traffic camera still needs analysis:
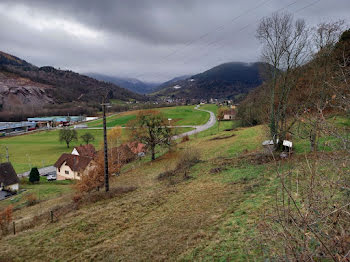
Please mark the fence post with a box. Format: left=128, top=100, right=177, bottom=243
left=50, top=211, right=54, bottom=223
left=13, top=221, right=15, bottom=235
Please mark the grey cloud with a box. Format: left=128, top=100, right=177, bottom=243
left=0, top=0, right=349, bottom=82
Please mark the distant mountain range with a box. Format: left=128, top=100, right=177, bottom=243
left=0, top=50, right=267, bottom=116
left=87, top=73, right=160, bottom=94
left=151, top=62, right=267, bottom=101
left=153, top=75, right=191, bottom=92
left=0, top=51, right=144, bottom=112
left=89, top=61, right=266, bottom=101
left=87, top=73, right=192, bottom=95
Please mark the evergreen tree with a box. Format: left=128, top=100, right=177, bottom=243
left=29, top=167, right=40, bottom=183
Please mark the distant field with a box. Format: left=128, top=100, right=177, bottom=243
left=0, top=129, right=105, bottom=174
left=87, top=105, right=210, bottom=128
left=0, top=105, right=207, bottom=174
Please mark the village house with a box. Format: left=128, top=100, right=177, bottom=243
left=71, top=144, right=96, bottom=158
left=0, top=162, right=20, bottom=200
left=54, top=154, right=94, bottom=180
left=223, top=109, right=236, bottom=120
left=54, top=144, right=96, bottom=180
left=54, top=143, right=145, bottom=180
left=107, top=142, right=146, bottom=165
left=127, top=142, right=146, bottom=157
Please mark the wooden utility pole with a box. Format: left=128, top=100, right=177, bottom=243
left=102, top=101, right=110, bottom=192
left=5, top=146, right=9, bottom=162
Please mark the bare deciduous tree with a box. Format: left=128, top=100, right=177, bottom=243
left=129, top=110, right=172, bottom=160
left=256, top=12, right=310, bottom=149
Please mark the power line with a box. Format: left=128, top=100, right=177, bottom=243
left=162, top=0, right=274, bottom=59
left=182, top=0, right=300, bottom=66
left=134, top=0, right=322, bottom=82
left=133, top=0, right=275, bottom=79
left=294, top=0, right=321, bottom=13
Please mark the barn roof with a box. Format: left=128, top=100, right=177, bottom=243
left=127, top=142, right=146, bottom=154
left=74, top=144, right=96, bottom=158
left=0, top=162, right=19, bottom=186
left=54, top=154, right=92, bottom=172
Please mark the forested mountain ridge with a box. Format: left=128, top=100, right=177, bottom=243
left=87, top=73, right=159, bottom=94
left=152, top=62, right=266, bottom=100
left=0, top=51, right=145, bottom=109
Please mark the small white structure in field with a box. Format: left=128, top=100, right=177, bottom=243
left=262, top=139, right=279, bottom=146
left=283, top=140, right=293, bottom=149
left=173, top=85, right=181, bottom=89
left=86, top=117, right=98, bottom=121
left=262, top=139, right=293, bottom=153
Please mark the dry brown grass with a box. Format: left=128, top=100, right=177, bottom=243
left=0, top=124, right=267, bottom=261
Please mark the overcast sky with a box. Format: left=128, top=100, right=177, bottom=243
left=0, top=0, right=349, bottom=82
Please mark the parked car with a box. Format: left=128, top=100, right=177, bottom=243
left=47, top=173, right=57, bottom=181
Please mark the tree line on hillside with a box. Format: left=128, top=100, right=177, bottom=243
left=238, top=15, right=349, bottom=151
left=238, top=13, right=350, bottom=260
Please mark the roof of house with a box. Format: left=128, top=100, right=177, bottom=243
left=223, top=109, right=236, bottom=115
left=0, top=162, right=19, bottom=186
left=110, top=144, right=136, bottom=164
left=74, top=144, right=96, bottom=158
left=127, top=142, right=146, bottom=154
left=54, top=154, right=92, bottom=172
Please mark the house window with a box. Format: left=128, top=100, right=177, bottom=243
left=65, top=170, right=69, bottom=175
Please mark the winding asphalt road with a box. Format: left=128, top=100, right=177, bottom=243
left=172, top=105, right=216, bottom=140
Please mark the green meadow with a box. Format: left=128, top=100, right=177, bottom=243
left=0, top=129, right=104, bottom=174
left=87, top=105, right=210, bottom=128
left=0, top=105, right=209, bottom=174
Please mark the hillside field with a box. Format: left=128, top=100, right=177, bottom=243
left=0, top=104, right=348, bottom=261
left=87, top=105, right=210, bottom=128
left=0, top=105, right=203, bottom=174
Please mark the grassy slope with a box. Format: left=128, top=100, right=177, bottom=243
left=2, top=106, right=342, bottom=261
left=87, top=105, right=210, bottom=128
left=0, top=105, right=276, bottom=261
left=0, top=177, right=74, bottom=210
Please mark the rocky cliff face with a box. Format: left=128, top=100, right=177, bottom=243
left=0, top=51, right=145, bottom=107
left=0, top=71, right=54, bottom=111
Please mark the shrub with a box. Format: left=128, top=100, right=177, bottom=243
left=158, top=148, right=200, bottom=184
left=177, top=148, right=200, bottom=169
left=72, top=187, right=137, bottom=206
left=29, top=167, right=40, bottom=183
left=181, top=135, right=190, bottom=142
left=25, top=193, right=38, bottom=206
left=74, top=168, right=104, bottom=195
left=72, top=194, right=82, bottom=203
left=0, top=206, right=13, bottom=236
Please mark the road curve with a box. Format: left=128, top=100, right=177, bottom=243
left=86, top=106, right=217, bottom=139
left=172, top=105, right=216, bottom=140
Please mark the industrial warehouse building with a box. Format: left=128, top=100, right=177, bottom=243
left=0, top=122, right=36, bottom=135
left=27, top=116, right=86, bottom=128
